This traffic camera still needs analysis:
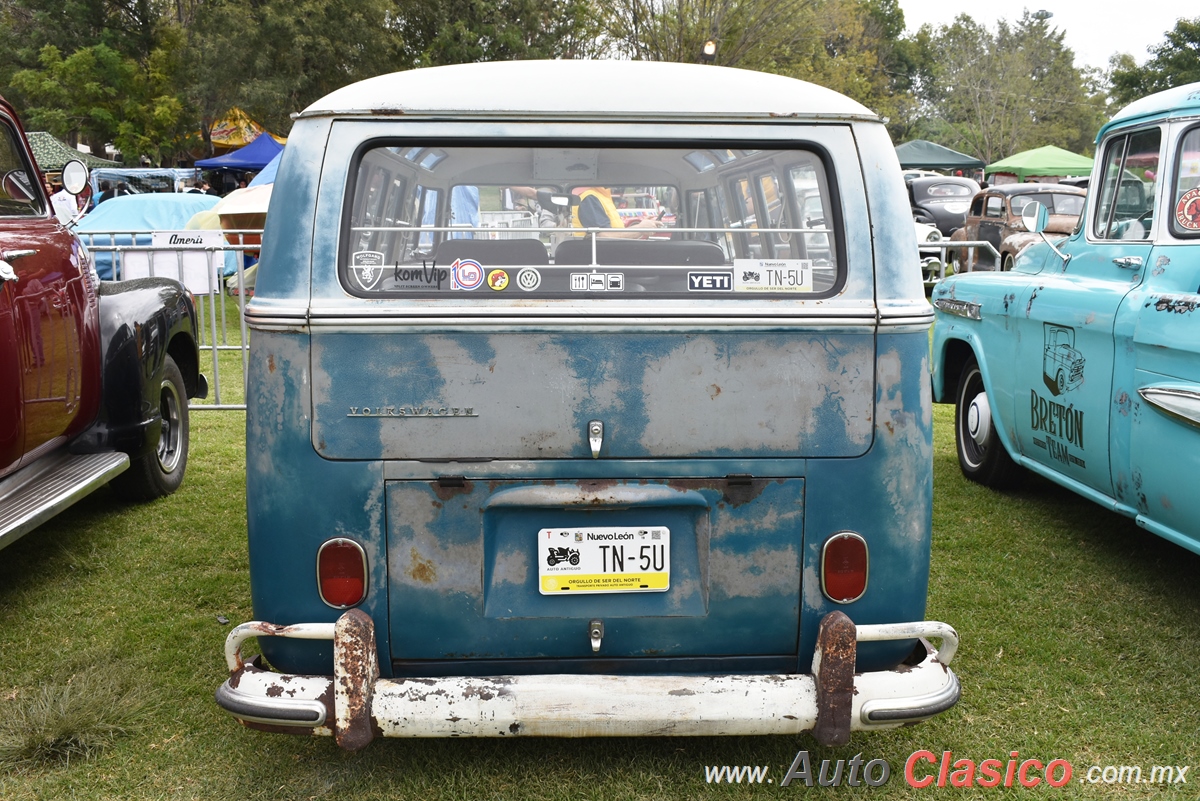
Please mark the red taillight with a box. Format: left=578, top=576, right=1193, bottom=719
left=821, top=532, right=868, bottom=604
left=317, top=539, right=368, bottom=608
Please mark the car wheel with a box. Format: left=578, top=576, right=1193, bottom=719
left=955, top=356, right=1022, bottom=488
left=112, top=355, right=190, bottom=501
left=1002, top=253, right=1016, bottom=272
left=1056, top=368, right=1067, bottom=395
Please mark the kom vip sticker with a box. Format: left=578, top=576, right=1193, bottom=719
left=1175, top=187, right=1200, bottom=230
left=451, top=258, right=485, bottom=290
left=733, top=259, right=813, bottom=292
left=350, top=250, right=385, bottom=291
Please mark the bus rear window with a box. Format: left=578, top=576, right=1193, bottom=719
left=341, top=144, right=841, bottom=297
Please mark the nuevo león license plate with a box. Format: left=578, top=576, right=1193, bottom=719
left=538, top=526, right=670, bottom=594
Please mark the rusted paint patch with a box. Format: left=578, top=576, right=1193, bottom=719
left=267, top=353, right=275, bottom=373
left=432, top=478, right=474, bottom=500
left=407, top=547, right=437, bottom=584
left=334, top=609, right=378, bottom=751
left=668, top=476, right=770, bottom=507
left=1026, top=285, right=1043, bottom=318
left=1148, top=296, right=1198, bottom=315
left=1116, top=391, right=1131, bottom=417
left=668, top=688, right=696, bottom=696
left=812, top=611, right=855, bottom=747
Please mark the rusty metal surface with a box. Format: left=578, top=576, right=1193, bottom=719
left=812, top=611, right=856, bottom=746
left=334, top=608, right=379, bottom=751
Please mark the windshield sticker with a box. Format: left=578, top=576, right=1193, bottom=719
left=516, top=267, right=541, bottom=291
left=1175, top=187, right=1200, bottom=230
left=733, top=259, right=813, bottom=292
left=451, top=258, right=484, bottom=290
left=688, top=271, right=733, bottom=291
left=570, top=271, right=624, bottom=291
left=487, top=269, right=510, bottom=291
left=391, top=262, right=448, bottom=291
left=350, top=251, right=385, bottom=291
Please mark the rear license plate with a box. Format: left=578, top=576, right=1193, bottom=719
left=538, top=526, right=670, bottom=595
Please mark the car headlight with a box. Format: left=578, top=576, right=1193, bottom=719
left=925, top=230, right=943, bottom=242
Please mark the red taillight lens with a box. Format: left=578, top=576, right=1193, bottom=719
left=317, top=539, right=367, bottom=608
left=821, top=532, right=868, bottom=603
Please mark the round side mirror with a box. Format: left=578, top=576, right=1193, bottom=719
left=1021, top=200, right=1049, bottom=234
left=1, top=170, right=38, bottom=204
left=61, top=160, right=89, bottom=195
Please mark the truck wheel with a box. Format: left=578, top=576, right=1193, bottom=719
left=955, top=356, right=1021, bottom=488
left=1002, top=254, right=1015, bottom=272
left=112, top=355, right=189, bottom=501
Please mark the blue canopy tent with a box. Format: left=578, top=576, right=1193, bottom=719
left=195, top=132, right=283, bottom=171
left=248, top=150, right=281, bottom=186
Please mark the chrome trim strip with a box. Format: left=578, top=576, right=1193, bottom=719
left=1138, top=386, right=1200, bottom=428
left=932, top=298, right=981, bottom=321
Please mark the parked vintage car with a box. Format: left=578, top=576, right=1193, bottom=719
left=916, top=220, right=945, bottom=282
left=215, top=60, right=961, bottom=750
left=947, top=183, right=1086, bottom=272
left=932, top=80, right=1200, bottom=555
left=907, top=175, right=979, bottom=236
left=0, top=94, right=206, bottom=551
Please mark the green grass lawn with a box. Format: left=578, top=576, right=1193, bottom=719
left=2, top=405, right=1198, bottom=799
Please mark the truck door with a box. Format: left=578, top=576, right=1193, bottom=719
left=0, top=115, right=85, bottom=466
left=1114, top=122, right=1200, bottom=549
left=1013, top=126, right=1160, bottom=497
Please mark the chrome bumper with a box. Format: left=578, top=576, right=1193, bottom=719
left=217, top=610, right=959, bottom=750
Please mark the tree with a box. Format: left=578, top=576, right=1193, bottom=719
left=1110, top=17, right=1200, bottom=106
left=915, top=12, right=1105, bottom=163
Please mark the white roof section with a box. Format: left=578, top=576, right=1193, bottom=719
left=303, top=60, right=878, bottom=123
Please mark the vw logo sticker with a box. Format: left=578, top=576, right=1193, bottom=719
left=451, top=258, right=484, bottom=290
left=516, top=267, right=542, bottom=291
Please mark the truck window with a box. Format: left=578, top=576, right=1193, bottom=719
left=1094, top=128, right=1160, bottom=240
left=0, top=121, right=43, bottom=216
left=1170, top=126, right=1200, bottom=237
left=341, top=144, right=841, bottom=297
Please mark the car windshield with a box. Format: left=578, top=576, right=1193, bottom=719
left=1010, top=193, right=1084, bottom=218
left=924, top=182, right=973, bottom=197
left=341, top=144, right=841, bottom=297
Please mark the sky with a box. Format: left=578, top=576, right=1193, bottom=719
left=897, top=0, right=1188, bottom=72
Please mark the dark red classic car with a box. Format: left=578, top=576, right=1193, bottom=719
left=0, top=94, right=206, bottom=550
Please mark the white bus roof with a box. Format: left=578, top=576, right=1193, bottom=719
left=302, top=60, right=878, bottom=123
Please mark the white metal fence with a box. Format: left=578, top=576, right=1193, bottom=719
left=79, top=230, right=262, bottom=411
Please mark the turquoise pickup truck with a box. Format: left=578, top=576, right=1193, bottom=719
left=932, top=81, right=1200, bottom=555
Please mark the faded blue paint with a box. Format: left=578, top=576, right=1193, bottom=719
left=311, top=332, right=875, bottom=461
left=242, top=61, right=942, bottom=684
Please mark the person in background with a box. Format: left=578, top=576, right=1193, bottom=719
left=94, top=180, right=114, bottom=206
left=571, top=187, right=662, bottom=238
left=49, top=181, right=76, bottom=223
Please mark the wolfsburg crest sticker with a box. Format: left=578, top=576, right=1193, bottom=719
left=350, top=251, right=385, bottom=290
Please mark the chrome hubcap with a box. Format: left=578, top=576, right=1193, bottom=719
left=157, top=379, right=182, bottom=474
left=967, top=392, right=991, bottom=446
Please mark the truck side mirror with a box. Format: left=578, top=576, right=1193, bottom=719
left=1021, top=200, right=1048, bottom=233
left=61, top=160, right=89, bottom=195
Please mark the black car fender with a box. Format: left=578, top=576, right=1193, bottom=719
left=71, top=278, right=205, bottom=458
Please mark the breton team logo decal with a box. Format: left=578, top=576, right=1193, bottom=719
left=1175, top=187, right=1200, bottom=231
left=451, top=258, right=484, bottom=290
left=350, top=251, right=385, bottom=291
left=487, top=269, right=510, bottom=291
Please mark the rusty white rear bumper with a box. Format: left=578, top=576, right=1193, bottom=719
left=216, top=610, right=960, bottom=750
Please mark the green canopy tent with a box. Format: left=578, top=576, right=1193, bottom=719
left=27, top=131, right=119, bottom=172
left=894, top=139, right=984, bottom=171
left=985, top=145, right=1093, bottom=183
